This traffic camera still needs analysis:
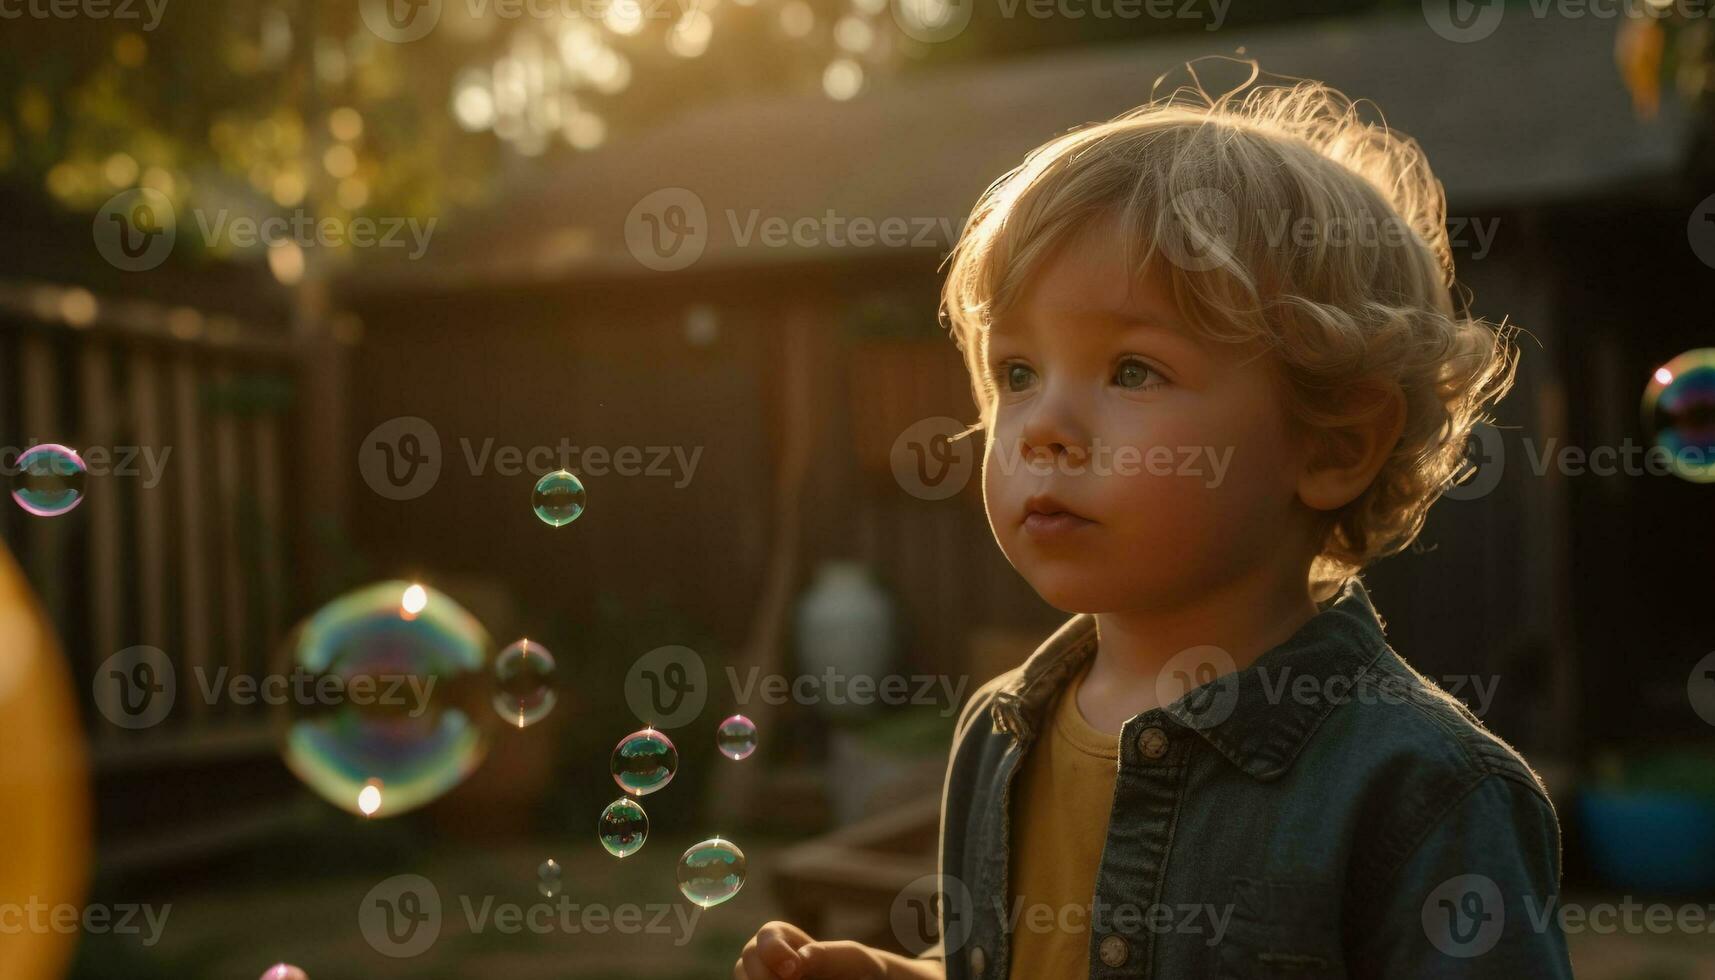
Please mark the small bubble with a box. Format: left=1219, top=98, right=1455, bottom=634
left=539, top=858, right=562, bottom=898
left=533, top=469, right=587, bottom=526
left=677, top=837, right=746, bottom=908
left=492, top=638, right=557, bottom=728
left=10, top=443, right=87, bottom=517
left=598, top=797, right=649, bottom=857
left=611, top=728, right=677, bottom=796
left=715, top=714, right=757, bottom=760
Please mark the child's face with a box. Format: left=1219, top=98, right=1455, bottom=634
left=981, top=220, right=1315, bottom=613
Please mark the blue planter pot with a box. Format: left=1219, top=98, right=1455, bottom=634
left=1578, top=788, right=1715, bottom=893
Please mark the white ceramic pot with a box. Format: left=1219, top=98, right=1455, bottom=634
left=794, top=561, right=896, bottom=719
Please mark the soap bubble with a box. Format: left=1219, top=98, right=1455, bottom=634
left=1643, top=349, right=1715, bottom=483
left=492, top=638, right=557, bottom=728
left=611, top=728, right=677, bottom=796
left=533, top=469, right=587, bottom=526
left=259, top=966, right=307, bottom=980
left=677, top=837, right=746, bottom=908
left=715, top=714, right=757, bottom=760
left=539, top=858, right=562, bottom=898
left=599, top=797, right=649, bottom=857
left=279, top=581, right=493, bottom=818
left=10, top=444, right=87, bottom=517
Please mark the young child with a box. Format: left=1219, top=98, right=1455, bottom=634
left=735, top=67, right=1572, bottom=979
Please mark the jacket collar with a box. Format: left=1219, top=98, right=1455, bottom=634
left=989, top=578, right=1391, bottom=780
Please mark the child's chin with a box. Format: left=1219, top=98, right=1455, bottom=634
left=1019, top=567, right=1116, bottom=615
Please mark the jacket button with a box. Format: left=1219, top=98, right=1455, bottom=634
left=968, top=945, right=987, bottom=976
left=1099, top=934, right=1130, bottom=967
left=1137, top=726, right=1169, bottom=760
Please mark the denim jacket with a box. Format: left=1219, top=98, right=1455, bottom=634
left=928, top=579, right=1573, bottom=979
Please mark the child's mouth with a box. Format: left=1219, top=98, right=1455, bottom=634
left=1021, top=494, right=1097, bottom=537
left=1022, top=511, right=1097, bottom=537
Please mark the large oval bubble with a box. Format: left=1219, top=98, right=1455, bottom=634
left=1643, top=348, right=1715, bottom=483
left=279, top=581, right=492, bottom=818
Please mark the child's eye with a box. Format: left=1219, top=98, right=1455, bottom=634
left=991, top=360, right=1036, bottom=393
left=1114, top=357, right=1165, bottom=390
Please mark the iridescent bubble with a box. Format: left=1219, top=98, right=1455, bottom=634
left=1643, top=348, right=1715, bottom=483
left=492, top=638, right=557, bottom=728
left=716, top=714, right=757, bottom=760
left=677, top=837, right=746, bottom=908
left=533, top=469, right=587, bottom=526
left=611, top=728, right=677, bottom=796
left=599, top=797, right=649, bottom=857
left=279, top=580, right=493, bottom=818
left=538, top=858, right=562, bottom=898
left=259, top=966, right=308, bottom=980
left=10, top=444, right=87, bottom=517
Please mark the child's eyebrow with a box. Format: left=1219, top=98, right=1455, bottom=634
left=1060, top=307, right=1192, bottom=341
left=991, top=307, right=1183, bottom=335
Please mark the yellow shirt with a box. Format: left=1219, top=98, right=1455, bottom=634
left=1007, top=662, right=1118, bottom=979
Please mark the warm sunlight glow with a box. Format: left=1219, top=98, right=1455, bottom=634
left=668, top=10, right=714, bottom=58
left=402, top=584, right=428, bottom=615
left=358, top=782, right=383, bottom=817
left=604, top=0, right=644, bottom=36
left=449, top=74, right=497, bottom=131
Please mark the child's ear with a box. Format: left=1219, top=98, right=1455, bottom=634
left=1296, top=382, right=1406, bottom=513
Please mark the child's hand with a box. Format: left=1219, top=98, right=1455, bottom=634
left=733, top=921, right=906, bottom=980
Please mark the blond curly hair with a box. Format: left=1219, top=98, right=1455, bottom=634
left=940, top=62, right=1517, bottom=601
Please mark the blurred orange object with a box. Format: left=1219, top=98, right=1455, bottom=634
left=0, top=541, right=91, bottom=980
left=1615, top=16, right=1665, bottom=119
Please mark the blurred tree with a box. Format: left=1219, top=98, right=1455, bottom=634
left=0, top=0, right=1399, bottom=271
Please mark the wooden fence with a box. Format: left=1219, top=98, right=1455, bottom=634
left=0, top=279, right=312, bottom=866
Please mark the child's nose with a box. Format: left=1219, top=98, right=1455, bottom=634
left=1019, top=394, right=1091, bottom=468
